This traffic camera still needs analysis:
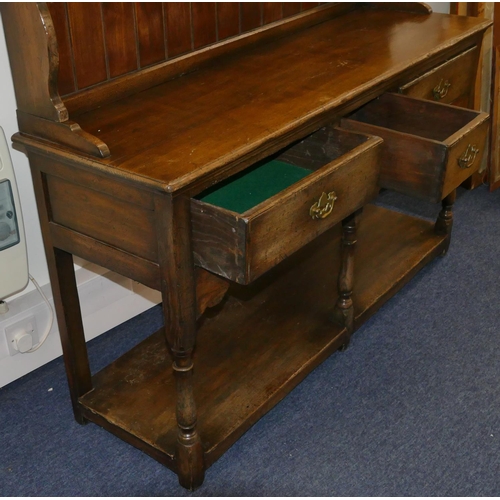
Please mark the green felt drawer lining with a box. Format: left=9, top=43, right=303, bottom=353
left=196, top=160, right=311, bottom=214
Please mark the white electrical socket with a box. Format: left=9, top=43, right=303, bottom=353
left=0, top=126, right=28, bottom=300
left=5, top=315, right=39, bottom=356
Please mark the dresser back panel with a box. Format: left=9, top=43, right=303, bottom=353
left=47, top=2, right=321, bottom=97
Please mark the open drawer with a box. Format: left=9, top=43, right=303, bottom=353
left=341, top=93, right=489, bottom=203
left=191, top=127, right=382, bottom=284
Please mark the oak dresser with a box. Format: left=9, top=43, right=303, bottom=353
left=1, top=2, right=491, bottom=489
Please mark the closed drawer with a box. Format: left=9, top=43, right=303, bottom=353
left=191, top=127, right=382, bottom=284
left=341, top=93, right=489, bottom=203
left=398, top=46, right=478, bottom=105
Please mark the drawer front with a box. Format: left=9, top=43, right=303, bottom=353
left=442, top=116, right=489, bottom=197
left=341, top=93, right=489, bottom=203
left=398, top=46, right=478, bottom=105
left=191, top=130, right=382, bottom=284
left=246, top=140, right=381, bottom=282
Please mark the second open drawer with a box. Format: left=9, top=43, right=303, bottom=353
left=191, top=127, right=382, bottom=284
left=341, top=93, right=489, bottom=203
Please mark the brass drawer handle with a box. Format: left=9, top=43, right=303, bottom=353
left=310, top=191, right=337, bottom=219
left=433, top=79, right=451, bottom=100
left=458, top=144, right=480, bottom=169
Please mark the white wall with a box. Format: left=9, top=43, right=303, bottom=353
left=429, top=3, right=451, bottom=14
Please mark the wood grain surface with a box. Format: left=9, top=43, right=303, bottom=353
left=67, top=3, right=108, bottom=88
left=102, top=3, right=138, bottom=78
left=67, top=10, right=488, bottom=193
left=43, top=2, right=321, bottom=96
left=135, top=3, right=166, bottom=68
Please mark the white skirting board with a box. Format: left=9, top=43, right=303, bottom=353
left=0, top=264, right=161, bottom=387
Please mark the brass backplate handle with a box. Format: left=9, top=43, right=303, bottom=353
left=433, top=79, right=451, bottom=100
left=458, top=144, right=480, bottom=169
left=310, top=191, right=337, bottom=220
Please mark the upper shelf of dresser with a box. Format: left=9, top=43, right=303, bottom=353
left=2, top=3, right=491, bottom=194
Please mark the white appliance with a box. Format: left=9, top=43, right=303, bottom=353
left=0, top=126, right=28, bottom=300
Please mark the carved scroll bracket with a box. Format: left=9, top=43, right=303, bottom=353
left=17, top=111, right=110, bottom=159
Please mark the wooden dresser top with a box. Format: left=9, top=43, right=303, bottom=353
left=14, top=7, right=492, bottom=194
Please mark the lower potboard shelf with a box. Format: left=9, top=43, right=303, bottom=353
left=79, top=204, right=447, bottom=473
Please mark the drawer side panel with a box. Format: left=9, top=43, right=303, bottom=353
left=46, top=174, right=158, bottom=262
left=191, top=201, right=247, bottom=283
left=341, top=119, right=446, bottom=202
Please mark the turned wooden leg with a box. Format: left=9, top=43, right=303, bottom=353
left=333, top=208, right=362, bottom=350
left=434, top=189, right=456, bottom=254
left=155, top=194, right=205, bottom=490
left=173, top=351, right=204, bottom=489
left=30, top=164, right=91, bottom=424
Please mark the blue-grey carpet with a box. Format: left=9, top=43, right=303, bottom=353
left=1, top=185, right=500, bottom=496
